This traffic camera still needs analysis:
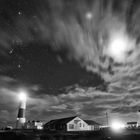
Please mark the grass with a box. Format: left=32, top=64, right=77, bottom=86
left=1, top=129, right=140, bottom=140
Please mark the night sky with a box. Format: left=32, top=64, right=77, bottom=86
left=0, top=0, right=140, bottom=127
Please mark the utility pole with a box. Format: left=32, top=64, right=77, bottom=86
left=137, top=110, right=140, bottom=127
left=106, top=112, right=109, bottom=127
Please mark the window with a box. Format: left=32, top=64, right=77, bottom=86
left=74, top=120, right=80, bottom=124
left=69, top=124, right=74, bottom=129
left=79, top=123, right=82, bottom=127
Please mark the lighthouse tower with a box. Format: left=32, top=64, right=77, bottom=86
left=16, top=92, right=26, bottom=129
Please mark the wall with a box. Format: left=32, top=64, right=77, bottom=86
left=67, top=117, right=89, bottom=131
left=88, top=125, right=94, bottom=131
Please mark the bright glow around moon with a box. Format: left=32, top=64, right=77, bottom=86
left=106, top=32, right=134, bottom=63
left=108, top=36, right=128, bottom=62
left=18, top=92, right=27, bottom=101
left=111, top=121, right=125, bottom=132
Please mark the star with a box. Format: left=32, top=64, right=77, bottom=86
left=9, top=49, right=14, bottom=54
left=18, top=64, right=21, bottom=68
left=18, top=11, right=22, bottom=15
left=85, top=12, right=93, bottom=20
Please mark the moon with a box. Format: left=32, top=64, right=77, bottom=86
left=106, top=32, right=134, bottom=63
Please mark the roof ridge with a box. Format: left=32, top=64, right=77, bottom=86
left=48, top=116, right=77, bottom=122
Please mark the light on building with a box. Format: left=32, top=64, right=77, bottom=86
left=18, top=92, right=27, bottom=101
left=16, top=90, right=27, bottom=129
left=111, top=121, right=125, bottom=132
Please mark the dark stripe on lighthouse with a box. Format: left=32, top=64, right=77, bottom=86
left=17, top=108, right=25, bottom=118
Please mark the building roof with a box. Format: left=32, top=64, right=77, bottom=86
left=84, top=120, right=100, bottom=125
left=127, top=122, right=138, bottom=124
left=44, top=116, right=101, bottom=127
left=45, top=116, right=77, bottom=126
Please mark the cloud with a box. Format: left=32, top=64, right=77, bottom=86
left=0, top=0, right=140, bottom=125
left=0, top=0, right=139, bottom=89
left=0, top=79, right=139, bottom=125
left=0, top=75, right=44, bottom=126
left=22, top=85, right=139, bottom=123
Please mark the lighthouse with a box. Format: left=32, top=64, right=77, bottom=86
left=16, top=92, right=27, bottom=129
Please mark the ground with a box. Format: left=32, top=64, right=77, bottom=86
left=1, top=129, right=140, bottom=140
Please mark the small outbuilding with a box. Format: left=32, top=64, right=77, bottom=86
left=24, top=120, right=43, bottom=129
left=126, top=122, right=138, bottom=129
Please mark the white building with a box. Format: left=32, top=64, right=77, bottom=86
left=44, top=116, right=101, bottom=131
left=67, top=116, right=89, bottom=131
left=25, top=120, right=43, bottom=130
